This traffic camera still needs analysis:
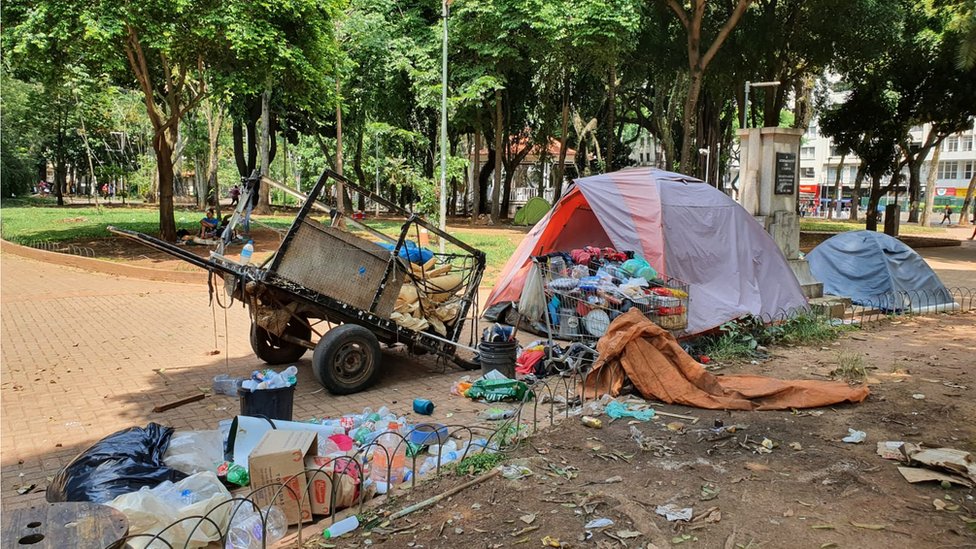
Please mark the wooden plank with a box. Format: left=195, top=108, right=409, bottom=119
left=1, top=502, right=129, bottom=549
left=152, top=393, right=206, bottom=413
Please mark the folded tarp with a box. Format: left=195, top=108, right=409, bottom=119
left=582, top=309, right=869, bottom=410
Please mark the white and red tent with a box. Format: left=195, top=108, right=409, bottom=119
left=486, top=167, right=808, bottom=335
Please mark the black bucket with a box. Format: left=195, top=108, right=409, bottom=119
left=238, top=384, right=296, bottom=421
left=478, top=340, right=518, bottom=379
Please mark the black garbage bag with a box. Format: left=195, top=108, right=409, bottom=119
left=47, top=422, right=187, bottom=503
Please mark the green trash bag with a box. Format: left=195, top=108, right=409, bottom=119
left=465, top=379, right=533, bottom=403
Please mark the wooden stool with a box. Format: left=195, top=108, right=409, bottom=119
left=2, top=502, right=129, bottom=549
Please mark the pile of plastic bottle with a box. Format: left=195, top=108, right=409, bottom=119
left=240, top=366, right=297, bottom=391
left=301, top=406, right=499, bottom=495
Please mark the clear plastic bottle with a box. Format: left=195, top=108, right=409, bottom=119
left=226, top=505, right=286, bottom=549
left=322, top=515, right=360, bottom=539
left=240, top=240, right=254, bottom=265
left=370, top=430, right=406, bottom=493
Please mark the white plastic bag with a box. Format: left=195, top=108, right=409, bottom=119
left=518, top=263, right=546, bottom=321
left=108, top=472, right=232, bottom=549
left=163, top=430, right=224, bottom=475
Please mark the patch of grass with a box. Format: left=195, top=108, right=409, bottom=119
left=833, top=351, right=866, bottom=382
left=774, top=313, right=851, bottom=345
left=800, top=218, right=944, bottom=235
left=694, top=312, right=850, bottom=362
left=452, top=452, right=505, bottom=476
left=0, top=202, right=294, bottom=243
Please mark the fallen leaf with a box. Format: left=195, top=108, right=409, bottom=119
left=790, top=442, right=803, bottom=451
left=745, top=462, right=771, bottom=472
left=811, top=524, right=835, bottom=530
left=16, top=484, right=36, bottom=495
left=604, top=475, right=623, bottom=484
left=820, top=543, right=839, bottom=549
left=934, top=499, right=948, bottom=511
left=541, top=536, right=561, bottom=547
left=783, top=509, right=794, bottom=518
left=616, top=530, right=641, bottom=539
left=519, top=514, right=536, bottom=525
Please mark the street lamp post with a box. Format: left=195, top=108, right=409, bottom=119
left=438, top=0, right=450, bottom=253
left=698, top=148, right=710, bottom=185
left=743, top=81, right=781, bottom=128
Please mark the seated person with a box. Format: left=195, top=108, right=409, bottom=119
left=199, top=208, right=219, bottom=237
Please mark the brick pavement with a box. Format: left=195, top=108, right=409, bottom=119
left=0, top=252, right=491, bottom=511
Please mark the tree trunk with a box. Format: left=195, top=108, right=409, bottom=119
left=255, top=81, right=272, bottom=214
left=490, top=90, right=503, bottom=222
left=204, top=97, right=223, bottom=215
left=473, top=128, right=482, bottom=217
left=233, top=121, right=247, bottom=177
left=865, top=174, right=882, bottom=232
left=959, top=171, right=976, bottom=227
left=907, top=160, right=921, bottom=223
left=679, top=70, right=703, bottom=174
left=920, top=145, right=941, bottom=227
left=335, top=78, right=348, bottom=214
left=553, top=85, right=570, bottom=201
left=354, top=128, right=367, bottom=211
left=607, top=64, right=616, bottom=171
left=154, top=134, right=177, bottom=240
left=850, top=165, right=865, bottom=222
left=478, top=147, right=494, bottom=216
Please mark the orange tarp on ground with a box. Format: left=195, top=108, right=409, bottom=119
left=583, top=309, right=870, bottom=410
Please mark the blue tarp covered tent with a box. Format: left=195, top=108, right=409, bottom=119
left=807, top=231, right=955, bottom=311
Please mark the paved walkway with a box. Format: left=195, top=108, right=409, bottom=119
left=0, top=251, right=487, bottom=511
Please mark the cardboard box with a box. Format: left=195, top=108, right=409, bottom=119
left=247, top=430, right=318, bottom=525
left=305, top=456, right=360, bottom=516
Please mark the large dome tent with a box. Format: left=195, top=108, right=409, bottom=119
left=486, top=167, right=809, bottom=335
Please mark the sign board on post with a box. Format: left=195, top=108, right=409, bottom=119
left=774, top=152, right=797, bottom=195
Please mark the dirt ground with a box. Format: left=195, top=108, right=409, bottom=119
left=307, top=312, right=975, bottom=549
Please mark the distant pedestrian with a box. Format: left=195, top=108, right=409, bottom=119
left=941, top=205, right=953, bottom=225
left=229, top=184, right=241, bottom=207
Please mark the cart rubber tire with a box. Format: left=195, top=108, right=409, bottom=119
left=312, top=324, right=382, bottom=395
left=250, top=315, right=310, bottom=365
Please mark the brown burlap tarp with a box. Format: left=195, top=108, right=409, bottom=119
left=582, top=309, right=870, bottom=410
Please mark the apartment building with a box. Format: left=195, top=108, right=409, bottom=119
left=798, top=121, right=976, bottom=213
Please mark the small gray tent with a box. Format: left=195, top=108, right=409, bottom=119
left=806, top=231, right=955, bottom=311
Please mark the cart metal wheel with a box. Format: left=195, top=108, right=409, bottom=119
left=312, top=324, right=382, bottom=394
left=250, top=314, right=311, bottom=365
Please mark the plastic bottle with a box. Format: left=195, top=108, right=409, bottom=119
left=226, top=505, right=286, bottom=549
left=281, top=365, right=298, bottom=386
left=371, top=431, right=406, bottom=493
left=322, top=515, right=360, bottom=539
left=180, top=489, right=197, bottom=506
left=240, top=240, right=254, bottom=265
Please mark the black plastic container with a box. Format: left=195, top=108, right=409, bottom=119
left=238, top=384, right=295, bottom=421
left=478, top=340, right=518, bottom=379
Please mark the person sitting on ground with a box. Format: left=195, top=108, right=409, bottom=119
left=199, top=208, right=219, bottom=237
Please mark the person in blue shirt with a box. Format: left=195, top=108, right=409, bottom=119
left=199, top=208, right=219, bottom=237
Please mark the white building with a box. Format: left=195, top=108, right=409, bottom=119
left=798, top=120, right=976, bottom=214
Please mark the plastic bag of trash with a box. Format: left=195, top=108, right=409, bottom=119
left=108, top=471, right=232, bottom=549
left=163, top=430, right=224, bottom=476
left=47, top=423, right=185, bottom=503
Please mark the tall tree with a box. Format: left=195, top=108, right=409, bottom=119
left=663, top=0, right=752, bottom=174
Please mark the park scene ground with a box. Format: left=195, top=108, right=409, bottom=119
left=1, top=197, right=974, bottom=548
left=3, top=0, right=976, bottom=547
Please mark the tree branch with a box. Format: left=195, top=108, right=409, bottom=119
left=665, top=0, right=690, bottom=29
left=701, top=0, right=753, bottom=70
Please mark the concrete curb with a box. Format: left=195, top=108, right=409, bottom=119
left=1, top=239, right=208, bottom=285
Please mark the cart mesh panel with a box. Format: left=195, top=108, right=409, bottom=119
left=273, top=221, right=403, bottom=318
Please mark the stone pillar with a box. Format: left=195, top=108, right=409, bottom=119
left=737, top=127, right=822, bottom=298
